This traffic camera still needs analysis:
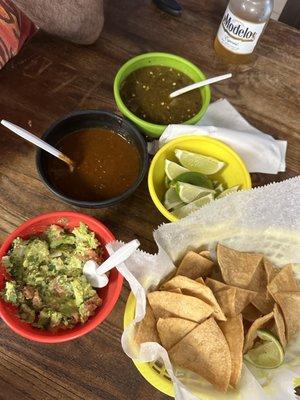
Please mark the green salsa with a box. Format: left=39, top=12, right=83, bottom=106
left=120, top=66, right=202, bottom=125
left=1, top=223, right=104, bottom=330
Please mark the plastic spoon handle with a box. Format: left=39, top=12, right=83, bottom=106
left=169, top=73, right=232, bottom=98
left=96, top=239, right=140, bottom=276
left=0, top=119, right=74, bottom=169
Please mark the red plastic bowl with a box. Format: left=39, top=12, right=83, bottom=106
left=0, top=211, right=123, bottom=343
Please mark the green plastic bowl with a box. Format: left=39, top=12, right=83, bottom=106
left=114, top=52, right=211, bottom=138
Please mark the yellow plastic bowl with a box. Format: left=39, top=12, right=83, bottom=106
left=124, top=292, right=175, bottom=397
left=148, top=136, right=252, bottom=222
left=124, top=293, right=226, bottom=399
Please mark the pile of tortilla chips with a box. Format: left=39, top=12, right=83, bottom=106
left=134, top=244, right=300, bottom=392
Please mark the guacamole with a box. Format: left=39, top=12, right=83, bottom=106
left=1, top=223, right=104, bottom=330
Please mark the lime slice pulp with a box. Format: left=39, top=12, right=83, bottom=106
left=165, top=159, right=189, bottom=180
left=170, top=172, right=213, bottom=190
left=175, top=149, right=225, bottom=175
left=175, top=182, right=215, bottom=203
left=172, top=193, right=214, bottom=219
left=244, top=329, right=284, bottom=369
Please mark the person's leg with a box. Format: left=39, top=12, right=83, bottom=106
left=12, top=0, right=104, bottom=45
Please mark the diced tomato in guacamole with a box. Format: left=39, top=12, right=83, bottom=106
left=1, top=223, right=103, bottom=330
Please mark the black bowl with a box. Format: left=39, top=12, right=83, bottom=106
left=36, top=110, right=149, bottom=208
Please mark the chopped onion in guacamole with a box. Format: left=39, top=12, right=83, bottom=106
left=1, top=223, right=104, bottom=330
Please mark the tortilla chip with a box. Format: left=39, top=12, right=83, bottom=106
left=210, top=265, right=224, bottom=282
left=267, top=264, right=299, bottom=299
left=177, top=251, right=214, bottom=279
left=273, top=304, right=287, bottom=348
left=161, top=275, right=226, bottom=321
left=147, top=291, right=213, bottom=323
left=206, top=278, right=256, bottom=316
left=251, top=290, right=274, bottom=314
left=264, top=259, right=279, bottom=299
left=199, top=250, right=212, bottom=261
left=166, top=287, right=182, bottom=294
left=214, top=288, right=236, bottom=317
left=242, top=303, right=262, bottom=322
left=217, top=244, right=263, bottom=288
left=205, top=278, right=228, bottom=292
left=156, top=318, right=198, bottom=350
left=264, top=259, right=279, bottom=283
left=273, top=291, right=300, bottom=341
left=195, top=277, right=205, bottom=285
left=232, top=287, right=259, bottom=315
left=168, top=318, right=231, bottom=392
left=243, top=312, right=274, bottom=353
left=135, top=303, right=160, bottom=345
left=218, top=315, right=244, bottom=387
left=242, top=319, right=253, bottom=335
left=248, top=260, right=267, bottom=292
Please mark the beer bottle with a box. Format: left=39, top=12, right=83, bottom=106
left=214, top=0, right=274, bottom=64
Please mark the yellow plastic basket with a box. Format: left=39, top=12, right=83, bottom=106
left=123, top=292, right=175, bottom=397
left=124, top=292, right=300, bottom=399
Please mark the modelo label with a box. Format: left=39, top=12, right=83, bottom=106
left=217, top=6, right=266, bottom=54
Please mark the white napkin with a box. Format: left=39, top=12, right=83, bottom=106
left=149, top=99, right=287, bottom=174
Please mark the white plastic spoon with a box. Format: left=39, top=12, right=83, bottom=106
left=83, top=239, right=140, bottom=288
left=169, top=73, right=232, bottom=98
left=0, top=119, right=74, bottom=171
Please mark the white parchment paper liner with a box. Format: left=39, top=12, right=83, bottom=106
left=109, top=176, right=300, bottom=400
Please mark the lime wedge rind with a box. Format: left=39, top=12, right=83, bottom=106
left=170, top=172, right=213, bottom=190
left=244, top=329, right=284, bottom=369
left=214, top=183, right=226, bottom=196
left=164, top=187, right=183, bottom=210
left=165, top=176, right=171, bottom=189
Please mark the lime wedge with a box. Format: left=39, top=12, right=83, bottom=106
left=217, top=185, right=240, bottom=199
left=175, top=149, right=225, bottom=175
left=165, top=160, right=189, bottom=180
left=170, top=172, right=213, bottom=190
left=244, top=329, right=284, bottom=369
left=164, top=188, right=183, bottom=210
left=214, top=182, right=226, bottom=196
left=165, top=176, right=171, bottom=189
left=172, top=193, right=214, bottom=218
left=175, top=182, right=215, bottom=203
